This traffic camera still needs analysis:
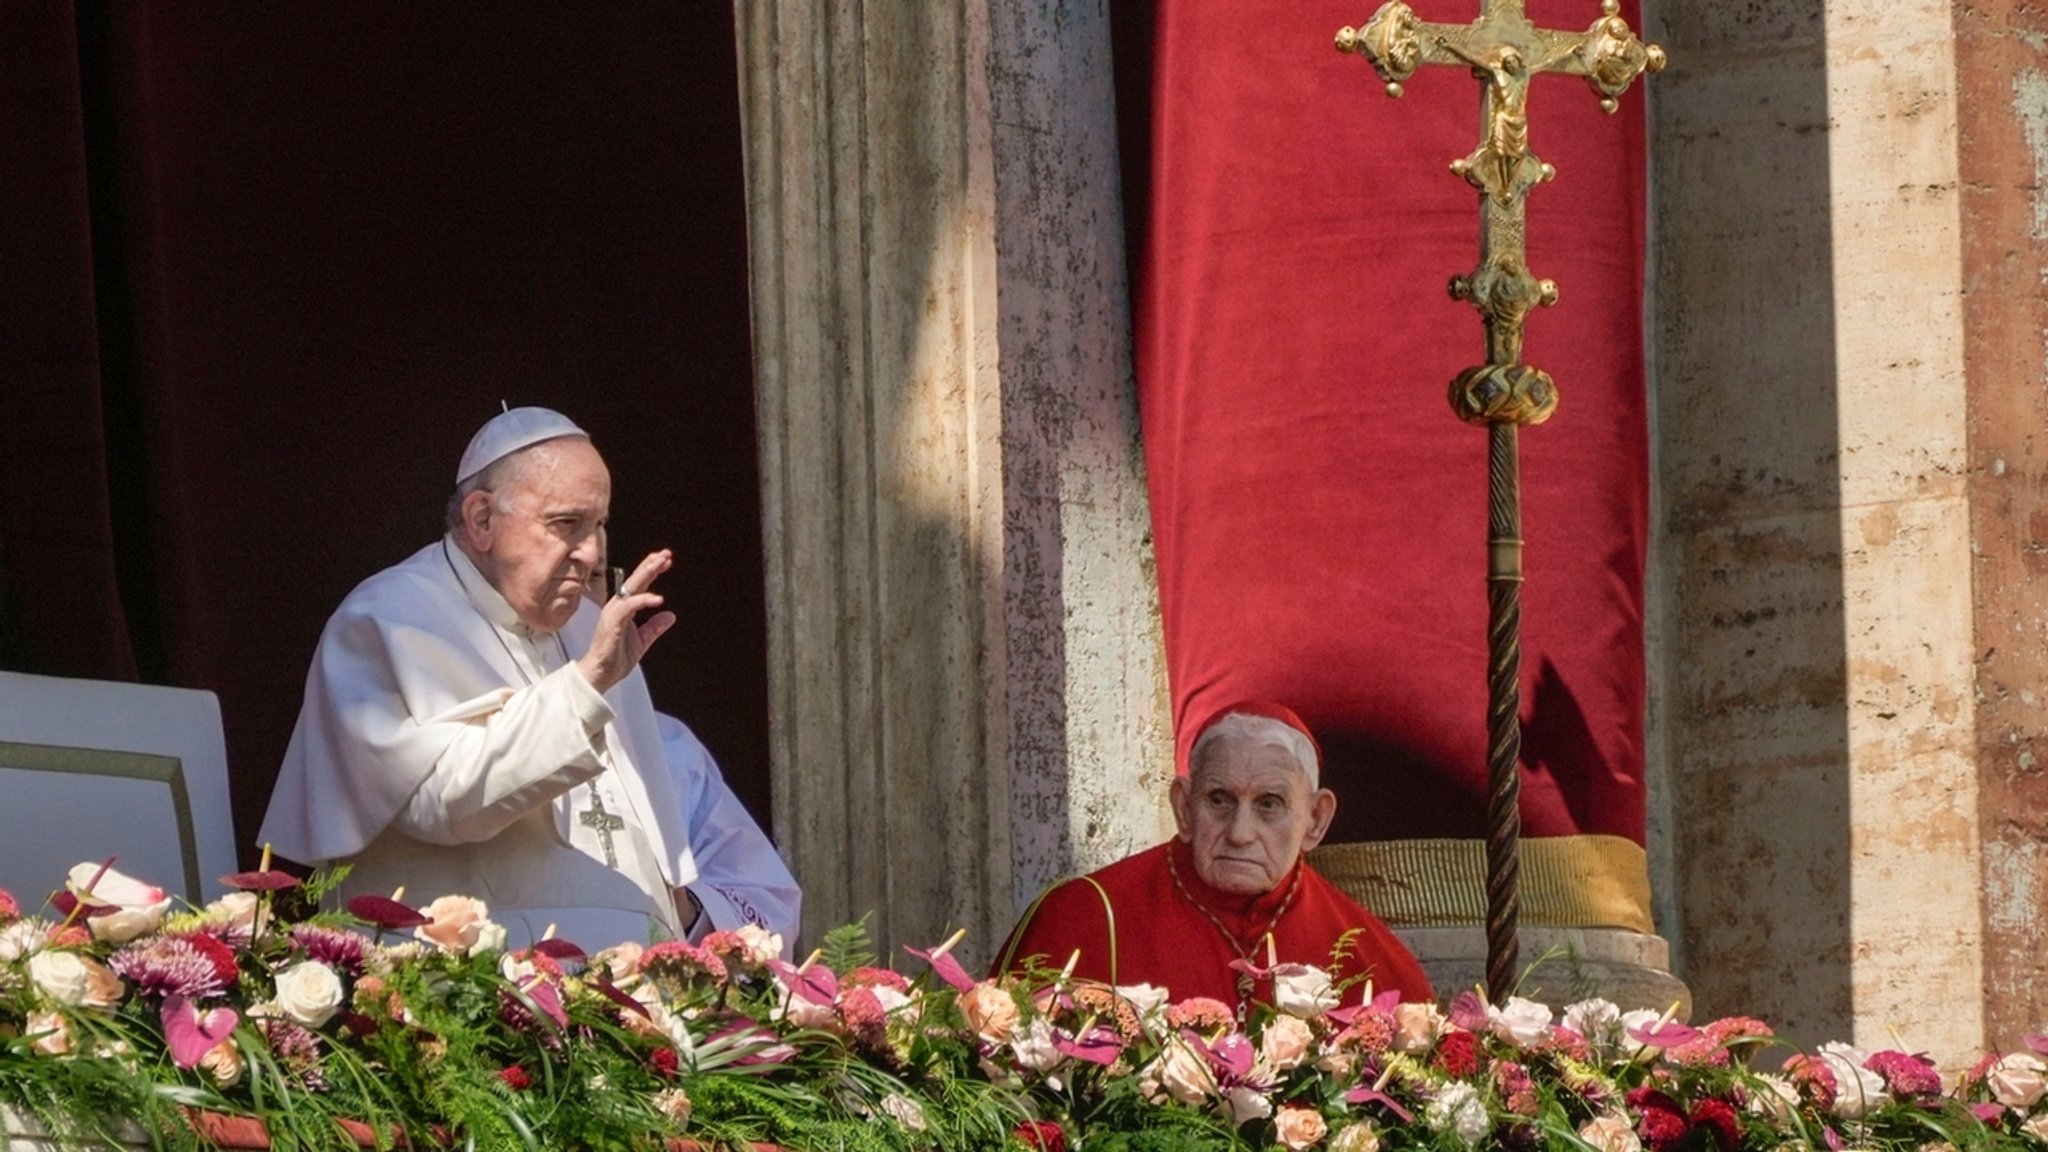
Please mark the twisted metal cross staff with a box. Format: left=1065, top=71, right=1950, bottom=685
left=1334, top=0, right=1662, bottom=1001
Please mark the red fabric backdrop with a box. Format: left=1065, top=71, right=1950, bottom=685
left=1127, top=0, right=1650, bottom=845
left=0, top=4, right=768, bottom=861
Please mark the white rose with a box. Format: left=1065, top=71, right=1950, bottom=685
left=869, top=984, right=912, bottom=1015
left=66, top=862, right=172, bottom=944
left=29, top=951, right=91, bottom=1005
left=1819, top=1041, right=1886, bottom=1119
left=2022, top=1115, right=2048, bottom=1144
left=880, top=1092, right=929, bottom=1132
left=775, top=985, right=836, bottom=1029
left=273, top=960, right=344, bottom=1028
left=1329, top=1122, right=1380, bottom=1152
left=733, top=923, right=784, bottom=965
left=1010, top=1017, right=1066, bottom=1073
left=1578, top=1114, right=1642, bottom=1152
left=1562, top=998, right=1622, bottom=1046
left=1151, top=1035, right=1218, bottom=1104
left=1225, top=1084, right=1274, bottom=1126
left=1990, top=1053, right=2048, bottom=1110
left=0, top=919, right=45, bottom=961
left=1271, top=963, right=1339, bottom=1018
left=468, top=919, right=507, bottom=957
left=1261, top=1014, right=1316, bottom=1071
left=201, top=892, right=261, bottom=941
left=1746, top=1074, right=1799, bottom=1122
left=1117, top=982, right=1171, bottom=1019
left=1487, top=996, right=1554, bottom=1049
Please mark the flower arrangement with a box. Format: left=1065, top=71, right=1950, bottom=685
left=3, top=860, right=2047, bottom=1151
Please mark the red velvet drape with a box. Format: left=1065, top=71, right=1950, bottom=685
left=1127, top=0, right=1650, bottom=845
left=0, top=4, right=768, bottom=860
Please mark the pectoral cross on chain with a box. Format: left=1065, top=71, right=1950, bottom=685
left=1333, top=0, right=1662, bottom=1003
left=580, top=790, right=626, bottom=868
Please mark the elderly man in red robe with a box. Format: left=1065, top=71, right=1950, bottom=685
left=997, top=703, right=1431, bottom=1009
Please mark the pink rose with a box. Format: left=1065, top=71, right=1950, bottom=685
left=1487, top=996, right=1553, bottom=1048
left=1152, top=1035, right=1217, bottom=1104
left=1990, top=1053, right=2048, bottom=1109
left=414, top=895, right=500, bottom=956
left=1577, top=1114, right=1642, bottom=1152
left=1261, top=1014, right=1316, bottom=1071
left=960, top=982, right=1021, bottom=1045
left=1274, top=1105, right=1328, bottom=1150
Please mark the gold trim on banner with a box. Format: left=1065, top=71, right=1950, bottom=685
left=0, top=739, right=204, bottom=903
left=1308, top=835, right=1652, bottom=933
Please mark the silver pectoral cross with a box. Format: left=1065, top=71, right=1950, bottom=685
left=580, top=790, right=626, bottom=868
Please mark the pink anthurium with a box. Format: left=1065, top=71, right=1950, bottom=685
left=1345, top=1083, right=1415, bottom=1123
left=2027, top=1035, right=2048, bottom=1056
left=1628, top=1019, right=1703, bottom=1050
left=767, top=958, right=838, bottom=1006
left=591, top=975, right=653, bottom=1020
left=904, top=929, right=976, bottom=993
left=1052, top=1026, right=1124, bottom=1066
left=1195, top=1030, right=1256, bottom=1085
left=520, top=978, right=568, bottom=1029
left=162, top=995, right=238, bottom=1069
left=1447, top=990, right=1490, bottom=1032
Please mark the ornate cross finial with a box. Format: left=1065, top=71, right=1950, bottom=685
left=1332, top=1, right=1661, bottom=1002
left=581, top=791, right=626, bottom=869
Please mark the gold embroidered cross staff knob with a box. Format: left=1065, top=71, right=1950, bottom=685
left=1332, top=0, right=1661, bottom=1002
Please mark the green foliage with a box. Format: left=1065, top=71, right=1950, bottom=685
left=822, top=914, right=880, bottom=974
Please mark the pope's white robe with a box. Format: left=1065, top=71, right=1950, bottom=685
left=257, top=539, right=799, bottom=953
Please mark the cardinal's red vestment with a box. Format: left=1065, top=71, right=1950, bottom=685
left=997, top=839, right=1432, bottom=1007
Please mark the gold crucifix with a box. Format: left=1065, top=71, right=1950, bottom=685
left=1333, top=1, right=1661, bottom=1002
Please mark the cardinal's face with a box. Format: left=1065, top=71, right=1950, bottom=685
left=1171, top=740, right=1335, bottom=895
left=467, top=438, right=612, bottom=634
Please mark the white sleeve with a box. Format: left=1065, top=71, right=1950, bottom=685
left=656, top=713, right=802, bottom=953
left=392, top=664, right=616, bottom=845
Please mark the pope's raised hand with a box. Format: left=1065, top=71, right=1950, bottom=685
left=575, top=549, right=677, bottom=694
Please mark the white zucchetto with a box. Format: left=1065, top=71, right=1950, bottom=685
left=456, top=407, right=588, bottom=485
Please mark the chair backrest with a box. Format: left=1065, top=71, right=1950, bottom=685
left=0, top=671, right=236, bottom=911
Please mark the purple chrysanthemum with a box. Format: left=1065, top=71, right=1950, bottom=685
left=291, top=924, right=371, bottom=976
left=258, top=1017, right=329, bottom=1091
left=110, top=936, right=229, bottom=1000
left=1865, top=1049, right=1943, bottom=1098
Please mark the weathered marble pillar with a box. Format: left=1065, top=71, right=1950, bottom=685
left=734, top=1, right=1172, bottom=963
left=1647, top=0, right=2006, bottom=1060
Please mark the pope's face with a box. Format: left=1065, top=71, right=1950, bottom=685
left=1170, top=740, right=1335, bottom=896
left=471, top=438, right=612, bottom=634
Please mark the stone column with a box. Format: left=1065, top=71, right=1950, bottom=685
left=1647, top=0, right=1989, bottom=1059
left=734, top=1, right=1172, bottom=964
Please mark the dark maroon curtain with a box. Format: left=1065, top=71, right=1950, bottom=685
left=0, top=3, right=769, bottom=863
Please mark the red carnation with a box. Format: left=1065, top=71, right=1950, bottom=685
left=498, top=1066, right=531, bottom=1091
left=1014, top=1120, right=1066, bottom=1152
left=1433, top=1030, right=1481, bottom=1078
left=181, top=931, right=243, bottom=989
left=649, top=1046, right=679, bottom=1079
left=1688, top=1098, right=1742, bottom=1151
left=1636, top=1106, right=1689, bottom=1152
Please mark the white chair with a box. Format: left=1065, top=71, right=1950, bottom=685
left=0, top=671, right=237, bottom=910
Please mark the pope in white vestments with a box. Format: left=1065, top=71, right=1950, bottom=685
left=257, top=407, right=800, bottom=953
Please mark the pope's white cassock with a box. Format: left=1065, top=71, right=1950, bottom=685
left=258, top=536, right=800, bottom=954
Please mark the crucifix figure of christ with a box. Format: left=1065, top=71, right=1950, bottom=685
left=580, top=790, right=626, bottom=869
left=1334, top=0, right=1662, bottom=1001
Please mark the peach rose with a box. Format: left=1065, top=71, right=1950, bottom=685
left=1578, top=1114, right=1642, bottom=1152
left=28, top=1009, right=71, bottom=1056
left=1275, top=1105, right=1328, bottom=1150
left=960, top=982, right=1021, bottom=1045
left=1392, top=1001, right=1444, bottom=1054
left=1260, top=1014, right=1316, bottom=1071
left=414, top=895, right=502, bottom=956
left=200, top=1037, right=246, bottom=1087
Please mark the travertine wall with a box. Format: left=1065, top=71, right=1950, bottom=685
left=1647, top=0, right=1989, bottom=1058
left=734, top=0, right=1171, bottom=964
